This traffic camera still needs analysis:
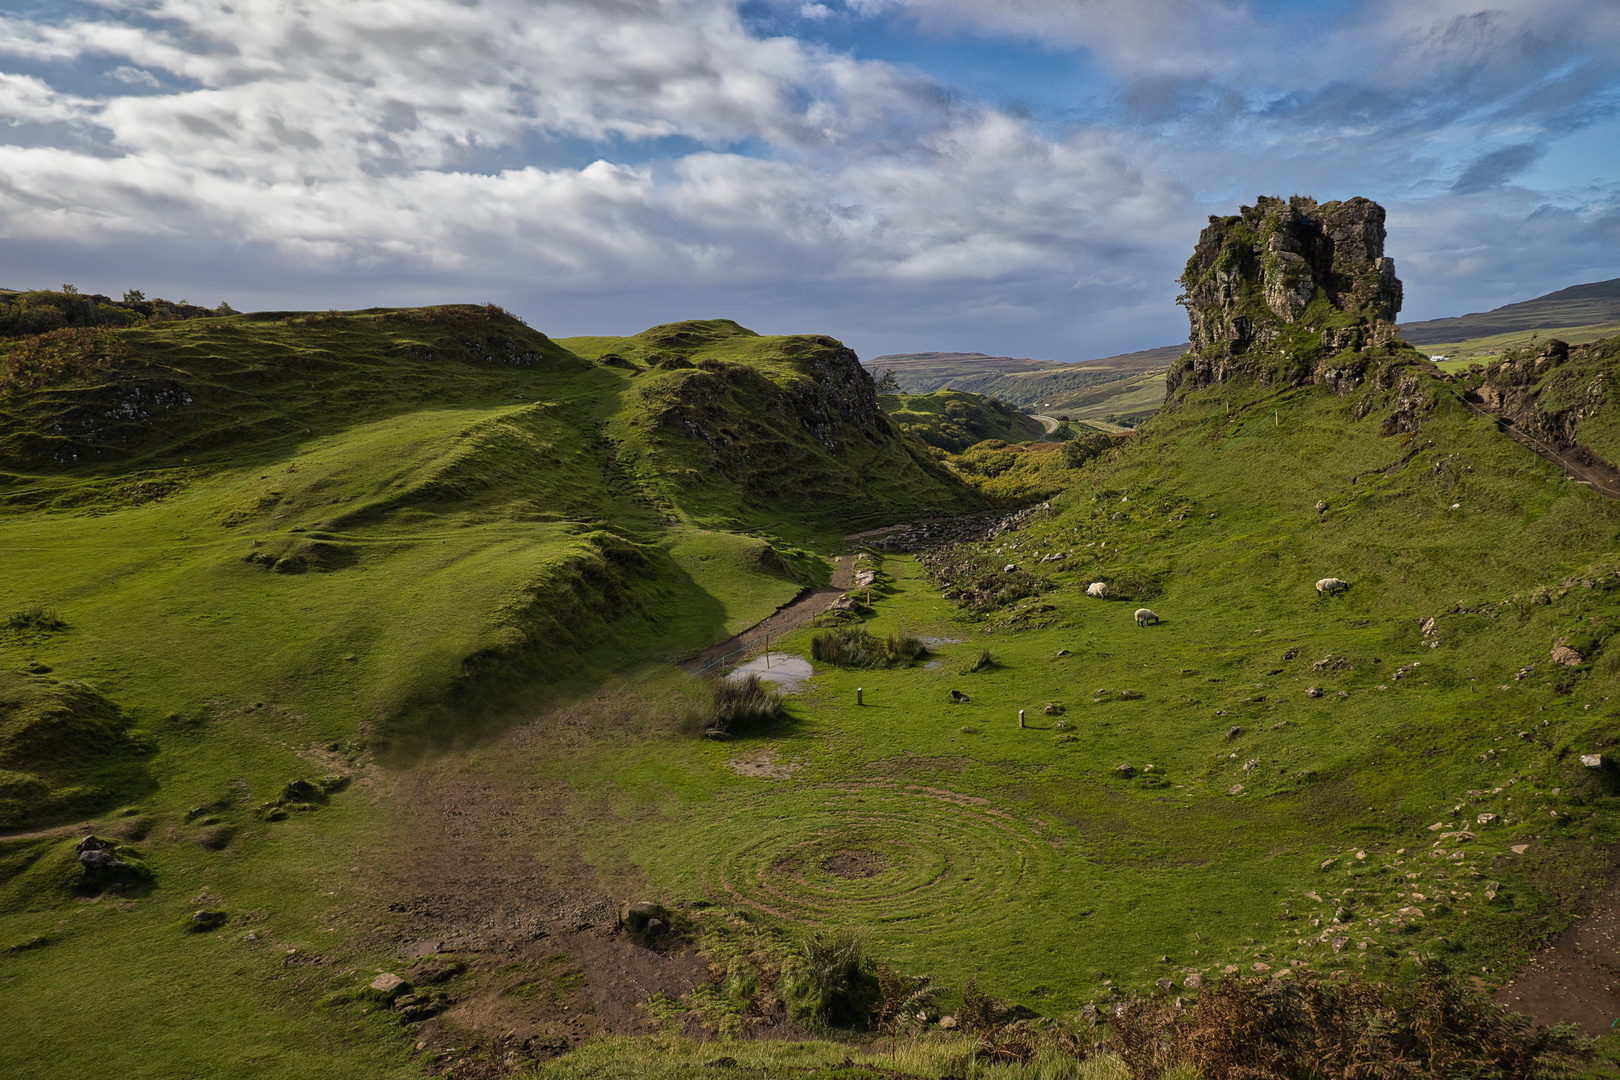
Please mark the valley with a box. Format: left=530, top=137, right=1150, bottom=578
left=4, top=204, right=1620, bottom=1080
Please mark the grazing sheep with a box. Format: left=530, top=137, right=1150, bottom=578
left=1134, top=608, right=1159, bottom=626
left=1086, top=582, right=1107, bottom=598
left=1315, top=577, right=1350, bottom=596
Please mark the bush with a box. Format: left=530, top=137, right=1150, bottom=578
left=810, top=627, right=924, bottom=669
left=781, top=931, right=879, bottom=1027
left=692, top=673, right=785, bottom=738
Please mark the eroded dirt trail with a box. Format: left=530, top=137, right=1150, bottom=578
left=1495, top=877, right=1620, bottom=1035
left=367, top=692, right=710, bottom=1076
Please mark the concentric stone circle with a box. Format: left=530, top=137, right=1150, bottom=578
left=697, top=782, right=1055, bottom=930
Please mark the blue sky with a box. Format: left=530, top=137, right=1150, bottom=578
left=0, top=0, right=1616, bottom=361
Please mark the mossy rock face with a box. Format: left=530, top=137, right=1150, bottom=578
left=1172, top=195, right=1414, bottom=398
left=0, top=671, right=153, bottom=831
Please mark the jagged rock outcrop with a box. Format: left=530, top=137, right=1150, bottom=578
left=1169, top=196, right=1411, bottom=396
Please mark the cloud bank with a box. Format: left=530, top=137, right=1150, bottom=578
left=0, top=0, right=1615, bottom=358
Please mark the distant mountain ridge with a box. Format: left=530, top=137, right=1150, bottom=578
left=1399, top=276, right=1620, bottom=345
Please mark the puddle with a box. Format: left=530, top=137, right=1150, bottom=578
left=726, top=652, right=814, bottom=693
left=922, top=637, right=964, bottom=647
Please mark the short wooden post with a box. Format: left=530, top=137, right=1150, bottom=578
left=857, top=687, right=864, bottom=706
left=1018, top=709, right=1025, bottom=729
left=866, top=588, right=872, bottom=605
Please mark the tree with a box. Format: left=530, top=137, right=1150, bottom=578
left=874, top=368, right=902, bottom=397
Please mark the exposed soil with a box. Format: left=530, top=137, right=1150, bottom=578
left=1495, top=876, right=1620, bottom=1036
left=364, top=690, right=713, bottom=1078
left=821, top=849, right=885, bottom=879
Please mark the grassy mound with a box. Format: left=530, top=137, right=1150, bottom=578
left=881, top=389, right=1045, bottom=453
left=0, top=671, right=151, bottom=830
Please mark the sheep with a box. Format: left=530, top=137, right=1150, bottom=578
left=1086, top=582, right=1107, bottom=598
left=1134, top=608, right=1159, bottom=626
left=1316, top=577, right=1350, bottom=596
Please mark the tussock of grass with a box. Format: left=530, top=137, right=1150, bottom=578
left=691, top=673, right=786, bottom=738
left=810, top=626, right=925, bottom=668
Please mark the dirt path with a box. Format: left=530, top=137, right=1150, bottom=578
left=680, top=554, right=855, bottom=674
left=1495, top=876, right=1620, bottom=1035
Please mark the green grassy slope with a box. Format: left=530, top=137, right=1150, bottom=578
left=881, top=389, right=1044, bottom=452
left=541, top=336, right=1620, bottom=1023
left=0, top=307, right=983, bottom=1079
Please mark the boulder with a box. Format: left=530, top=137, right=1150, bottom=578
left=1551, top=645, right=1584, bottom=667
left=1114, top=763, right=1136, bottom=778
left=1582, top=753, right=1606, bottom=770
left=938, top=1015, right=958, bottom=1030
left=369, top=972, right=408, bottom=997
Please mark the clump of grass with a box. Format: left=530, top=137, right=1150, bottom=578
left=961, top=647, right=995, bottom=673
left=2, top=605, right=66, bottom=634
left=690, top=673, right=785, bottom=738
left=810, top=626, right=925, bottom=668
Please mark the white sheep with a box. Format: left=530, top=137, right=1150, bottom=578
left=1316, top=577, right=1350, bottom=596
left=1087, top=582, right=1107, bottom=598
left=1134, top=608, right=1159, bottom=626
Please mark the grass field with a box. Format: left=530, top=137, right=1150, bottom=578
left=1425, top=320, right=1620, bottom=370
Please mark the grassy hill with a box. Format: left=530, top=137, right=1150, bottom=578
left=880, top=388, right=1046, bottom=452
left=1400, top=277, right=1620, bottom=345
left=0, top=306, right=988, bottom=1079
left=523, top=331, right=1620, bottom=1067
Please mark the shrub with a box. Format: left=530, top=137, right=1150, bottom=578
left=810, top=627, right=924, bottom=669
left=1108, top=970, right=1585, bottom=1080
left=692, top=673, right=785, bottom=738
left=962, top=648, right=994, bottom=673
left=781, top=931, right=879, bottom=1027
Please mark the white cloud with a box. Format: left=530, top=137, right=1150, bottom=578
left=0, top=0, right=1609, bottom=360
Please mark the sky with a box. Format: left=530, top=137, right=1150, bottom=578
left=0, top=0, right=1617, bottom=362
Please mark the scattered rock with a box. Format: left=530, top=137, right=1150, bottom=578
left=1226, top=726, right=1243, bottom=739
left=1044, top=702, right=1065, bottom=715
left=1052, top=649, right=1071, bottom=658
left=1252, top=962, right=1271, bottom=973
left=1475, top=813, right=1498, bottom=826
left=1305, top=686, right=1323, bottom=698
left=948, top=689, right=970, bottom=704
left=369, top=972, right=408, bottom=997
left=1582, top=753, right=1606, bottom=770
left=1315, top=501, right=1328, bottom=513
left=1183, top=973, right=1203, bottom=989
left=1551, top=644, right=1584, bottom=667
left=189, top=909, right=227, bottom=931
left=1228, top=784, right=1245, bottom=795
left=1114, top=763, right=1136, bottom=778
left=938, top=1015, right=958, bottom=1030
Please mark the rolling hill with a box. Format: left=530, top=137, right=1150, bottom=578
left=1400, top=276, right=1620, bottom=345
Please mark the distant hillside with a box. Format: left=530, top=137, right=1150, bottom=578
left=1400, top=276, right=1620, bottom=345
left=865, top=343, right=1186, bottom=415
left=880, top=388, right=1045, bottom=453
